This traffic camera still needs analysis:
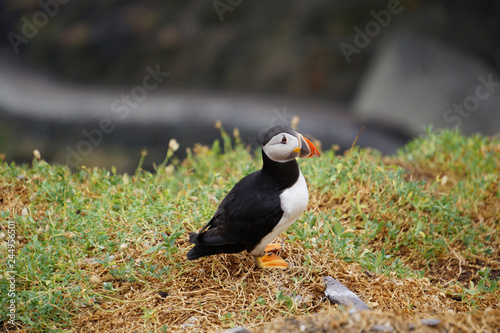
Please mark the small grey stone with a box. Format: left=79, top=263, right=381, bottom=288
left=220, top=327, right=252, bottom=333
left=408, top=323, right=416, bottom=330
left=323, top=276, right=370, bottom=311
left=421, top=318, right=441, bottom=326
left=371, top=324, right=394, bottom=332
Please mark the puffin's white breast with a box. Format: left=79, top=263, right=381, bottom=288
left=251, top=171, right=309, bottom=256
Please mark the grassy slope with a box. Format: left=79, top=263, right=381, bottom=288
left=0, top=128, right=499, bottom=332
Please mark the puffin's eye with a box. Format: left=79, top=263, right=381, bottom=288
left=280, top=135, right=287, bottom=144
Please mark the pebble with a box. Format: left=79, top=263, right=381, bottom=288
left=371, top=324, right=394, bottom=332
left=421, top=318, right=441, bottom=326
left=220, top=327, right=251, bottom=333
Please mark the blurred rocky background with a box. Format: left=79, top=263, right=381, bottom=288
left=0, top=0, right=499, bottom=171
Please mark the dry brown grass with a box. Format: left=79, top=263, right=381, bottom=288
left=69, top=152, right=499, bottom=332
left=67, top=233, right=498, bottom=332
left=66, top=197, right=498, bottom=332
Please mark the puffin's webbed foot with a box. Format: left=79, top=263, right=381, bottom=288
left=263, top=243, right=282, bottom=253
left=254, top=253, right=289, bottom=269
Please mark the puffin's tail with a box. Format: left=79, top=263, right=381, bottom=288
left=186, top=232, right=246, bottom=260
left=186, top=232, right=210, bottom=260
left=186, top=244, right=219, bottom=260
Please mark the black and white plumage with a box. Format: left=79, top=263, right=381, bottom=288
left=187, top=126, right=320, bottom=268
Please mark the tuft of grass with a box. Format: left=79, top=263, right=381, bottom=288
left=0, top=126, right=498, bottom=332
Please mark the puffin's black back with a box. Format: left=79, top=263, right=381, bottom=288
left=187, top=148, right=300, bottom=260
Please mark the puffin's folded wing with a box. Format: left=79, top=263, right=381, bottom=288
left=189, top=228, right=229, bottom=246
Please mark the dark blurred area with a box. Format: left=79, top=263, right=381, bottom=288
left=0, top=0, right=499, bottom=172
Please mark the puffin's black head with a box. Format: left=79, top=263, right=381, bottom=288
left=262, top=126, right=320, bottom=163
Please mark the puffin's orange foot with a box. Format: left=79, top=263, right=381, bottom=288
left=255, top=253, right=289, bottom=269
left=264, top=243, right=282, bottom=253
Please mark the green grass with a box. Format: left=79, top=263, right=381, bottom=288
left=0, top=127, right=499, bottom=331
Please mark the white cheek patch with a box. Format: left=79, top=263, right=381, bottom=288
left=263, top=134, right=299, bottom=163
left=263, top=144, right=290, bottom=162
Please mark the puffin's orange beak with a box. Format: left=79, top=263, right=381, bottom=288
left=299, top=135, right=321, bottom=158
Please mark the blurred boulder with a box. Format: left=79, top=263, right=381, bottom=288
left=353, top=32, right=500, bottom=136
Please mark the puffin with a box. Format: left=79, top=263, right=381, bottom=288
left=187, top=126, right=320, bottom=268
